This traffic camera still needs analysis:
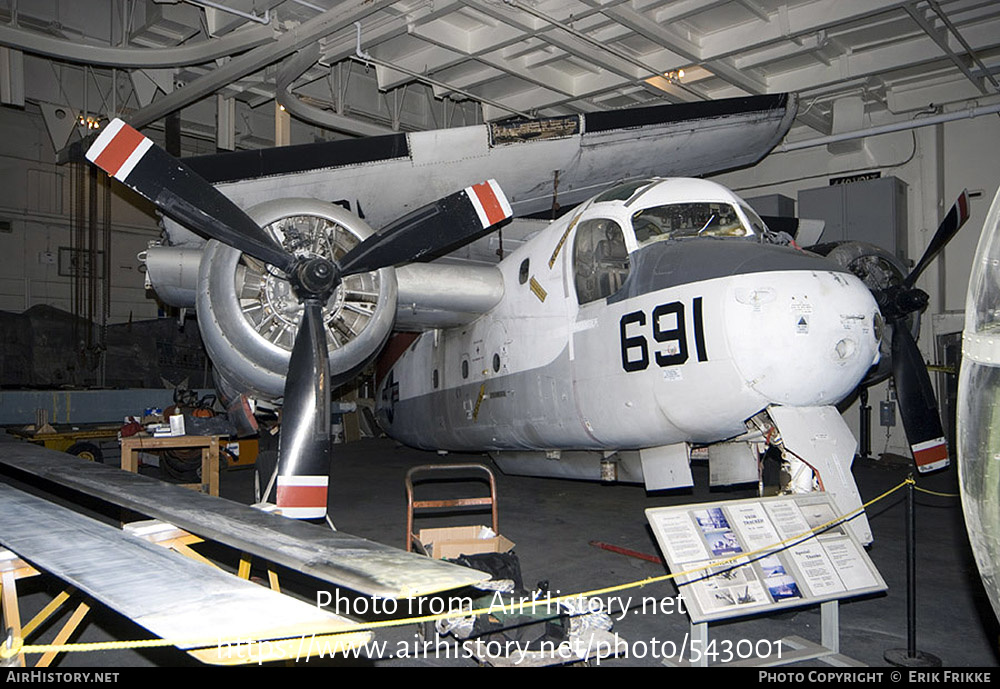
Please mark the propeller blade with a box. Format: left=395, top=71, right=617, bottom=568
left=86, top=119, right=294, bottom=272
left=275, top=301, right=331, bottom=519
left=905, top=189, right=971, bottom=289
left=338, top=180, right=512, bottom=277
left=891, top=321, right=949, bottom=473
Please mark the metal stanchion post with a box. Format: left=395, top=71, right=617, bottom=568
left=885, top=478, right=941, bottom=667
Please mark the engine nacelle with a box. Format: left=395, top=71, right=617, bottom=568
left=196, top=198, right=397, bottom=401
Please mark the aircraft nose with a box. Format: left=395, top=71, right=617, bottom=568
left=725, top=269, right=882, bottom=407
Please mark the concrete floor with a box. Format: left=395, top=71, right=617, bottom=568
left=2, top=437, right=998, bottom=668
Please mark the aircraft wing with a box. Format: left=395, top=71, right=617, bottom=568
left=0, top=483, right=373, bottom=664
left=163, top=94, right=796, bottom=245
left=0, top=434, right=488, bottom=599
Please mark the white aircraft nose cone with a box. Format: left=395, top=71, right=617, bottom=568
left=725, top=270, right=880, bottom=407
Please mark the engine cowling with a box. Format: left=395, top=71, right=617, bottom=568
left=196, top=198, right=398, bottom=401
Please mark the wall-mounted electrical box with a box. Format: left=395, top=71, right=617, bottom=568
left=798, top=176, right=908, bottom=263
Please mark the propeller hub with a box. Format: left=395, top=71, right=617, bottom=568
left=292, top=256, right=339, bottom=301
left=877, top=284, right=929, bottom=322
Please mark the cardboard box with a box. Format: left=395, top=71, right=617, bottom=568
left=417, top=525, right=515, bottom=560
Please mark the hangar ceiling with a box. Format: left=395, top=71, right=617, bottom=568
left=1, top=0, right=999, bottom=151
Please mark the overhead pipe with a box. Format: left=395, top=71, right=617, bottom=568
left=276, top=45, right=395, bottom=137
left=779, top=101, right=1000, bottom=152
left=123, top=0, right=397, bottom=130
left=354, top=21, right=373, bottom=65
left=290, top=0, right=325, bottom=10
left=0, top=22, right=275, bottom=68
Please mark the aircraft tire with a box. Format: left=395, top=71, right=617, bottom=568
left=161, top=450, right=201, bottom=483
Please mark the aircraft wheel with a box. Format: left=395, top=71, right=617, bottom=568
left=66, top=442, right=103, bottom=463
left=418, top=620, right=436, bottom=644
left=161, top=450, right=201, bottom=482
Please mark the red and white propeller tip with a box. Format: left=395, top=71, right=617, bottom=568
left=466, top=179, right=513, bottom=229
left=86, top=118, right=152, bottom=183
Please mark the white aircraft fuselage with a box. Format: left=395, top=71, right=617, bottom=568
left=377, top=179, right=882, bottom=539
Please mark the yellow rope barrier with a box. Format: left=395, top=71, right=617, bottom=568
left=913, top=485, right=960, bottom=498
left=4, top=478, right=915, bottom=661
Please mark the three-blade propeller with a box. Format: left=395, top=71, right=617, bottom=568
left=875, top=190, right=970, bottom=473
left=88, top=118, right=512, bottom=518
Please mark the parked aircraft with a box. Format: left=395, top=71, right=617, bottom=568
left=84, top=94, right=966, bottom=545
left=374, top=177, right=969, bottom=545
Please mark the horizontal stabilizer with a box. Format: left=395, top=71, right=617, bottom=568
left=0, top=435, right=487, bottom=598
left=0, top=483, right=372, bottom=664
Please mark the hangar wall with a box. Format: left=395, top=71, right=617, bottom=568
left=714, top=111, right=1000, bottom=316
left=0, top=106, right=162, bottom=323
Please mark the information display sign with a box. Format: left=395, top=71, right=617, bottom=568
left=646, top=493, right=886, bottom=624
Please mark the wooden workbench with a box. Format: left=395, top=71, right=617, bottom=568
left=119, top=435, right=221, bottom=496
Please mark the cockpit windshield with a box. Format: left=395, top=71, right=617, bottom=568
left=631, top=202, right=755, bottom=247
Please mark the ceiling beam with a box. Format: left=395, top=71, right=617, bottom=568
left=595, top=2, right=770, bottom=98
left=696, top=0, right=912, bottom=61
left=768, top=13, right=1000, bottom=98
left=926, top=0, right=1000, bottom=92
left=587, top=1, right=831, bottom=128
left=465, top=0, right=700, bottom=106
left=903, top=2, right=987, bottom=94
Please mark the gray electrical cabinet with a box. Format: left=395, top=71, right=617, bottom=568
left=745, top=193, right=795, bottom=218
left=798, top=176, right=908, bottom=262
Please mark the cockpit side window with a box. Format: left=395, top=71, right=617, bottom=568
left=573, top=218, right=630, bottom=305
left=740, top=204, right=770, bottom=236
left=631, top=202, right=749, bottom=246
